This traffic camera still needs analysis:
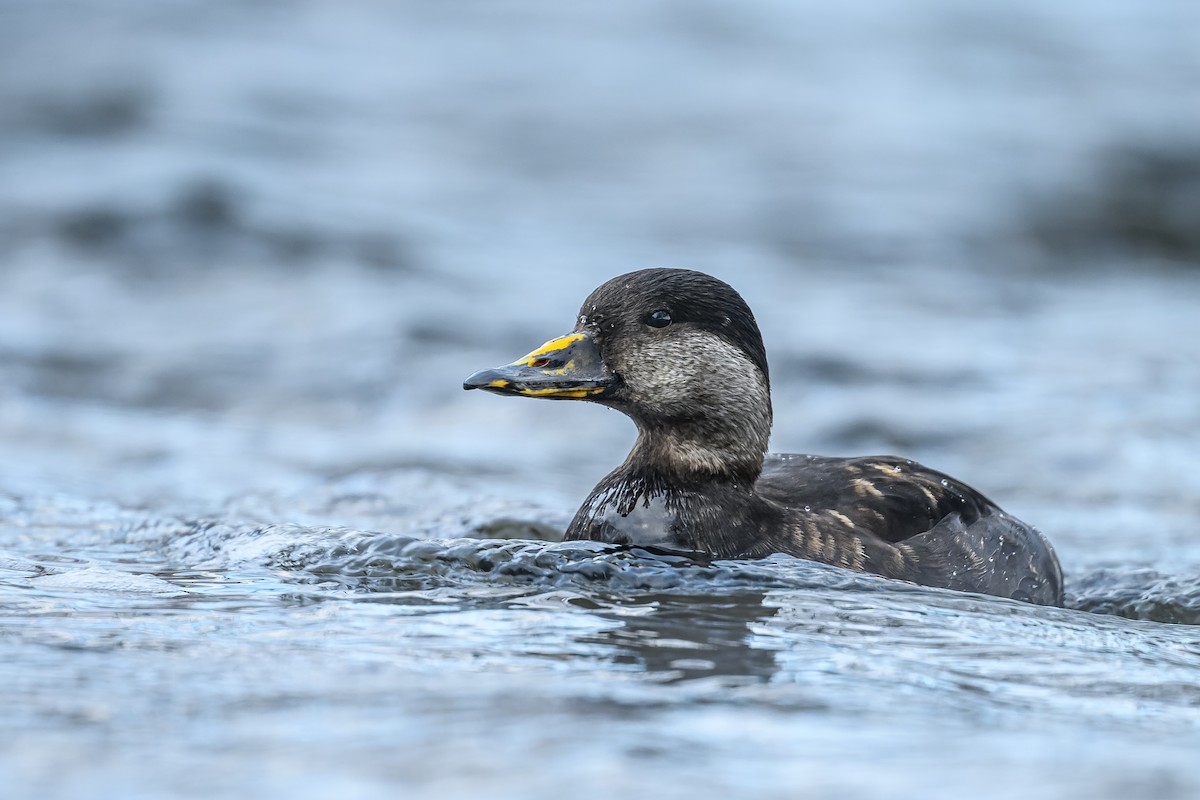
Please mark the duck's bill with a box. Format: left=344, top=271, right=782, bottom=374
left=463, top=331, right=614, bottom=400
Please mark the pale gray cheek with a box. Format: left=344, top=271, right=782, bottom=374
left=614, top=347, right=689, bottom=409
left=619, top=332, right=753, bottom=411
left=643, top=363, right=695, bottom=407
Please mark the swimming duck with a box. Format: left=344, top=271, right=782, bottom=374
left=464, top=268, right=1064, bottom=606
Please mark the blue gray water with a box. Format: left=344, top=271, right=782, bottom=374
left=2, top=1, right=1200, bottom=798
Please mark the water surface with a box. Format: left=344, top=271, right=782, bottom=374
left=2, top=1, right=1199, bottom=798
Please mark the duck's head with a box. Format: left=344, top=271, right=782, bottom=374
left=465, top=268, right=773, bottom=482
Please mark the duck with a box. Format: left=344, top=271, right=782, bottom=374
left=463, top=268, right=1064, bottom=606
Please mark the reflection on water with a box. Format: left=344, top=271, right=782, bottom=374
left=583, top=592, right=782, bottom=684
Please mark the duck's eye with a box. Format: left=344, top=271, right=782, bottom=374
left=644, top=309, right=672, bottom=328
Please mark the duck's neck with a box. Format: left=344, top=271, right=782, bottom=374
left=627, top=372, right=773, bottom=490
left=563, top=454, right=777, bottom=556
left=565, top=366, right=774, bottom=550
left=627, top=419, right=766, bottom=490
left=564, top=404, right=774, bottom=551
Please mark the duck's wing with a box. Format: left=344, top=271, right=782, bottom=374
left=755, top=454, right=1063, bottom=605
left=901, top=511, right=1064, bottom=605
left=756, top=454, right=993, bottom=544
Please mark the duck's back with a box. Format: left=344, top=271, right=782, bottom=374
left=755, top=454, right=1064, bottom=606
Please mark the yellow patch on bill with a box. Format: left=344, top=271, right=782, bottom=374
left=516, top=385, right=603, bottom=399
left=513, top=333, right=586, bottom=367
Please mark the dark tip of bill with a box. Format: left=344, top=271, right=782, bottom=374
left=463, top=368, right=506, bottom=391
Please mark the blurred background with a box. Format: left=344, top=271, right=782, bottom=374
left=2, top=1, right=1200, bottom=798
left=1, top=0, right=1197, bottom=517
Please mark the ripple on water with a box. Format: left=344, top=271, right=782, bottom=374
left=24, top=486, right=1184, bottom=631
left=1069, top=567, right=1200, bottom=626
left=6, top=492, right=1200, bottom=695
left=3, top=490, right=1200, bottom=800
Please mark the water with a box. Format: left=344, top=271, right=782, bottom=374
left=2, top=1, right=1200, bottom=798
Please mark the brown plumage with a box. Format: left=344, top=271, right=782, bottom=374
left=465, top=268, right=1064, bottom=606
